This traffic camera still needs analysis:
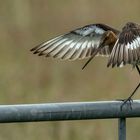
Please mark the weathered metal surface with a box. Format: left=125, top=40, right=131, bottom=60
left=0, top=100, right=139, bottom=123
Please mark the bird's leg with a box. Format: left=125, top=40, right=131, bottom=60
left=136, top=65, right=140, bottom=75
left=120, top=65, right=140, bottom=110
left=120, top=82, right=140, bottom=110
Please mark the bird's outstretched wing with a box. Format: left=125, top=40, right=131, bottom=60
left=107, top=22, right=140, bottom=67
left=30, top=24, right=119, bottom=61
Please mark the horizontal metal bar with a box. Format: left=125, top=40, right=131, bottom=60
left=0, top=100, right=140, bottom=123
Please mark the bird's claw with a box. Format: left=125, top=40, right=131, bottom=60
left=116, top=98, right=133, bottom=111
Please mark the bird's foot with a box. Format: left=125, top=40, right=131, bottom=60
left=116, top=98, right=133, bottom=111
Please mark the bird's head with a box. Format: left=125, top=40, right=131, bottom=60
left=123, top=22, right=140, bottom=30
left=101, top=31, right=117, bottom=46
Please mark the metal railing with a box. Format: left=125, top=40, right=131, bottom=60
left=0, top=100, right=140, bottom=140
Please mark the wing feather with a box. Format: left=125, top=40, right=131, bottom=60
left=107, top=22, right=140, bottom=67
left=117, top=44, right=124, bottom=66
left=31, top=24, right=119, bottom=61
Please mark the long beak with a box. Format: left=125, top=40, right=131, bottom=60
left=82, top=49, right=100, bottom=70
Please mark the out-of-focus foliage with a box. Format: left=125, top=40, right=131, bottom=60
left=0, top=0, right=140, bottom=140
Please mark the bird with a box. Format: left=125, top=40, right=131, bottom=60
left=30, top=22, right=140, bottom=109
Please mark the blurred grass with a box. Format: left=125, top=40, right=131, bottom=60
left=0, top=0, right=140, bottom=140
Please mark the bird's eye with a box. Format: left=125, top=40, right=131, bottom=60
left=83, top=27, right=88, bottom=30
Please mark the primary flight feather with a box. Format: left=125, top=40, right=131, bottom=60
left=31, top=24, right=119, bottom=63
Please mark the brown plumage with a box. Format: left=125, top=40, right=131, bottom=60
left=107, top=22, right=140, bottom=68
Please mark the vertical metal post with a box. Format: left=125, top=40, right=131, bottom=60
left=118, top=118, right=126, bottom=140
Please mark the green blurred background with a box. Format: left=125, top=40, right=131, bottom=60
left=0, top=0, right=140, bottom=140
